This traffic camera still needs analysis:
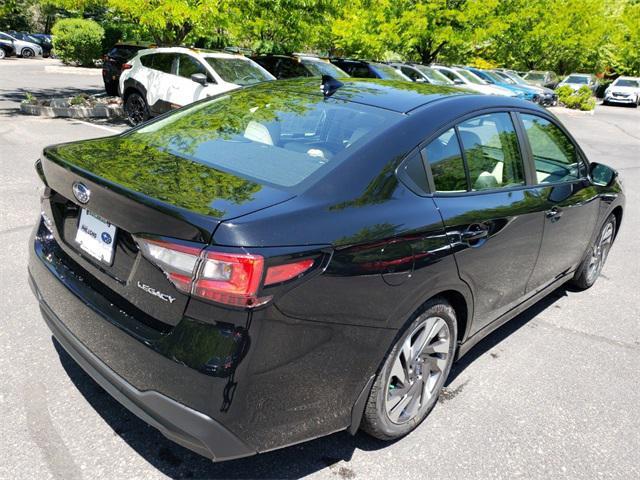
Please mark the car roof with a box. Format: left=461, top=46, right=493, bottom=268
left=136, top=46, right=245, bottom=58
left=266, top=77, right=473, bottom=113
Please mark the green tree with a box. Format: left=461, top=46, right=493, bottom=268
left=52, top=17, right=104, bottom=65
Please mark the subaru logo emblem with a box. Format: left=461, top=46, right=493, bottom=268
left=72, top=182, right=90, bottom=204
left=101, top=232, right=112, bottom=244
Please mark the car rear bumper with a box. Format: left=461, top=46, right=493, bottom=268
left=28, top=225, right=256, bottom=461
left=30, top=271, right=255, bottom=461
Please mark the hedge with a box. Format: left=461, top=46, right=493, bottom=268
left=52, top=18, right=104, bottom=67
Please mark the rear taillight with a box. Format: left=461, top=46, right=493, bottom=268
left=121, top=63, right=132, bottom=70
left=135, top=238, right=315, bottom=308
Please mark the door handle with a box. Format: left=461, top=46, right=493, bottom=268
left=546, top=207, right=563, bottom=220
left=461, top=225, right=489, bottom=244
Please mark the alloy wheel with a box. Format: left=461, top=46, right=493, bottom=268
left=126, top=94, right=147, bottom=125
left=22, top=48, right=34, bottom=58
left=586, top=221, right=614, bottom=284
left=385, top=316, right=451, bottom=424
left=0, top=49, right=5, bottom=60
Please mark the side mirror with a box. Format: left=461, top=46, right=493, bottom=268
left=191, top=73, right=207, bottom=86
left=590, top=162, right=617, bottom=187
left=453, top=78, right=464, bottom=85
left=415, top=78, right=427, bottom=83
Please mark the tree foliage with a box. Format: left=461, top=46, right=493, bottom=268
left=4, top=0, right=640, bottom=75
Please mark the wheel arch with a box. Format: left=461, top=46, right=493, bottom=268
left=611, top=205, right=623, bottom=239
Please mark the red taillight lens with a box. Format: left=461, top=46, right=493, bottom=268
left=121, top=63, right=132, bottom=70
left=136, top=238, right=314, bottom=308
left=265, top=259, right=314, bottom=286
left=194, top=251, right=265, bottom=307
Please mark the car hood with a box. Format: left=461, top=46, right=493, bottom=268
left=609, top=86, right=639, bottom=94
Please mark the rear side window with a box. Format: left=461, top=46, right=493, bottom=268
left=521, top=114, right=583, bottom=184
left=422, top=128, right=467, bottom=192
left=458, top=113, right=525, bottom=190
left=133, top=87, right=399, bottom=188
left=141, top=53, right=174, bottom=73
left=205, top=57, right=272, bottom=85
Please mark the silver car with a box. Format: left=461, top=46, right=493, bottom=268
left=0, top=31, right=42, bottom=58
left=557, top=73, right=598, bottom=93
left=603, top=76, right=640, bottom=107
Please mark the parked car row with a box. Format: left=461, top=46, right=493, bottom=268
left=108, top=45, right=637, bottom=124
left=0, top=31, right=50, bottom=59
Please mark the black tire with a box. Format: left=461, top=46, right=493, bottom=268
left=124, top=91, right=150, bottom=126
left=0, top=48, right=6, bottom=60
left=104, top=80, right=118, bottom=96
left=361, top=298, right=457, bottom=440
left=571, top=214, right=616, bottom=290
left=21, top=47, right=34, bottom=58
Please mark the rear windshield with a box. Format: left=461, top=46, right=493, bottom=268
left=205, top=57, right=272, bottom=85
left=132, top=86, right=399, bottom=188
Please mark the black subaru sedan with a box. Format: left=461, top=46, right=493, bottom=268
left=29, top=78, right=624, bottom=461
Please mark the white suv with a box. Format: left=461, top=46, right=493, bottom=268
left=119, top=47, right=275, bottom=125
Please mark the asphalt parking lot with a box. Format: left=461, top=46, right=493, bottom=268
left=1, top=59, right=638, bottom=480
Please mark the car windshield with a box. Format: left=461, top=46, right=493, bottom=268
left=371, top=63, right=409, bottom=80
left=132, top=86, right=399, bottom=189
left=614, top=79, right=639, bottom=88
left=205, top=57, right=273, bottom=85
left=525, top=72, right=545, bottom=81
left=455, top=69, right=486, bottom=85
left=492, top=71, right=516, bottom=84
left=504, top=72, right=528, bottom=85
left=415, top=66, right=453, bottom=84
left=300, top=58, right=349, bottom=78
left=565, top=75, right=589, bottom=84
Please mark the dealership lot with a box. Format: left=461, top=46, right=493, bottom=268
left=1, top=60, right=638, bottom=479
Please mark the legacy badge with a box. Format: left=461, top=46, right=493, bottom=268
left=137, top=281, right=176, bottom=303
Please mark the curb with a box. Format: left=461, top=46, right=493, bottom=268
left=547, top=106, right=595, bottom=116
left=44, top=65, right=102, bottom=76
left=20, top=102, right=122, bottom=119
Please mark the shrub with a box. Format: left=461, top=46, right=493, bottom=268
left=556, top=85, right=595, bottom=111
left=52, top=18, right=104, bottom=67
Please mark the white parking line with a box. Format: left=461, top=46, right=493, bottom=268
left=68, top=119, right=125, bottom=134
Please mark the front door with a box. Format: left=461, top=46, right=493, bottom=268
left=423, top=112, right=547, bottom=335
left=167, top=54, right=221, bottom=108
left=518, top=113, right=600, bottom=291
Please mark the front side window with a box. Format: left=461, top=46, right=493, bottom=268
left=177, top=54, right=207, bottom=79
left=401, top=66, right=422, bottom=82
left=205, top=57, right=273, bottom=85
left=416, top=66, right=453, bottom=84
left=422, top=128, right=467, bottom=192
left=521, top=114, right=582, bottom=184
left=458, top=113, right=525, bottom=191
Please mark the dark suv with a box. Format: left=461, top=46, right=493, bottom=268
left=329, top=58, right=410, bottom=80
left=102, top=42, right=154, bottom=95
left=29, top=79, right=623, bottom=461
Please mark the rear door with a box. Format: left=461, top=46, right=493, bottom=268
left=141, top=52, right=176, bottom=114
left=424, top=112, right=547, bottom=334
left=518, top=113, right=600, bottom=291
